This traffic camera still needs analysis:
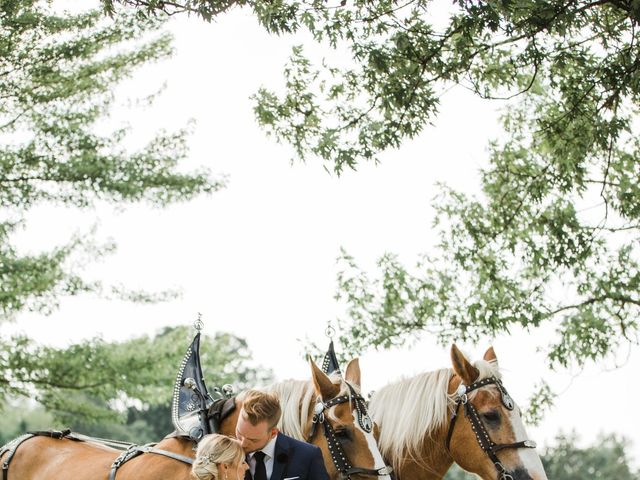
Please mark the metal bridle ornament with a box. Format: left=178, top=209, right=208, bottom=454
left=321, top=321, right=343, bottom=376
left=445, top=377, right=537, bottom=480
left=307, top=384, right=392, bottom=479
left=322, top=340, right=342, bottom=377
left=194, top=313, right=204, bottom=332
left=171, top=315, right=236, bottom=442
left=171, top=330, right=214, bottom=442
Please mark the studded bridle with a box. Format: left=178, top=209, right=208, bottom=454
left=307, top=384, right=393, bottom=479
left=445, top=377, right=537, bottom=480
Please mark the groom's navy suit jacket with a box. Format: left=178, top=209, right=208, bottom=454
left=248, top=432, right=329, bottom=480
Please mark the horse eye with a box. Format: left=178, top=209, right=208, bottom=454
left=481, top=410, right=501, bottom=425
left=335, top=428, right=351, bottom=441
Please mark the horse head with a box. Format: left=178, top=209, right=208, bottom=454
left=446, top=345, right=548, bottom=480
left=368, top=345, right=548, bottom=480
left=224, top=358, right=392, bottom=480
left=306, top=357, right=392, bottom=480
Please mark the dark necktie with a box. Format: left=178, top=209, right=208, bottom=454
left=253, top=450, right=267, bottom=480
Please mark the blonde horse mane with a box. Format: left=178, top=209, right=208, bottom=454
left=265, top=373, right=355, bottom=441
left=368, top=358, right=500, bottom=473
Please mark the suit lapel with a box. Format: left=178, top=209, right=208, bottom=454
left=270, top=433, right=290, bottom=480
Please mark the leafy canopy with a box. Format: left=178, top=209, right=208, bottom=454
left=1, top=0, right=224, bottom=322
left=102, top=0, right=640, bottom=408
left=1, top=0, right=223, bottom=418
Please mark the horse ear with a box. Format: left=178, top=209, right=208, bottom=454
left=309, top=356, right=340, bottom=400
left=344, top=358, right=361, bottom=387
left=450, top=344, right=479, bottom=385
left=483, top=346, right=498, bottom=364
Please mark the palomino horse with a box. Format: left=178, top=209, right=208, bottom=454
left=220, top=357, right=392, bottom=480
left=0, top=358, right=389, bottom=480
left=368, top=345, right=548, bottom=480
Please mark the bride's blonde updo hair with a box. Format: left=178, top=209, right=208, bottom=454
left=191, top=434, right=245, bottom=480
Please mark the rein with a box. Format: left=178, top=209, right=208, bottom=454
left=307, top=384, right=393, bottom=479
left=445, top=377, right=537, bottom=480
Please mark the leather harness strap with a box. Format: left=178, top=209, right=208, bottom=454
left=1, top=434, right=35, bottom=480
left=27, top=429, right=72, bottom=439
left=109, top=443, right=194, bottom=480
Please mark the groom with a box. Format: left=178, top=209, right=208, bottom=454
left=235, top=390, right=329, bottom=480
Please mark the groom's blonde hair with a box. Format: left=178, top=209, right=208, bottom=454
left=242, top=389, right=281, bottom=428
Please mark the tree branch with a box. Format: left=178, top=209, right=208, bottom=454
left=546, top=295, right=640, bottom=317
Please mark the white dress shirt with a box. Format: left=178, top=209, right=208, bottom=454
left=248, top=435, right=277, bottom=479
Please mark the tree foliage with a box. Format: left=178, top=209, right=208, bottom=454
left=318, top=0, right=640, bottom=382
left=100, top=1, right=640, bottom=377
left=101, top=0, right=240, bottom=21
left=94, top=0, right=640, bottom=408
left=1, top=0, right=224, bottom=321
left=0, top=402, right=53, bottom=445
left=541, top=432, right=638, bottom=479
left=0, top=326, right=272, bottom=428
left=1, top=0, right=226, bottom=428
left=444, top=432, right=639, bottom=479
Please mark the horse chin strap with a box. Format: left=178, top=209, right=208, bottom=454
left=307, top=384, right=393, bottom=479
left=445, top=377, right=537, bottom=480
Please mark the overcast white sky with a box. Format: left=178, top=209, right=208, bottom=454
left=7, top=3, right=640, bottom=468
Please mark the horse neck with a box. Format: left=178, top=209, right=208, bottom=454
left=395, top=424, right=454, bottom=480
left=369, top=368, right=455, bottom=479
left=396, top=364, right=501, bottom=479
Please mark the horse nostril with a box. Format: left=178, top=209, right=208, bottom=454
left=510, top=467, right=533, bottom=480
